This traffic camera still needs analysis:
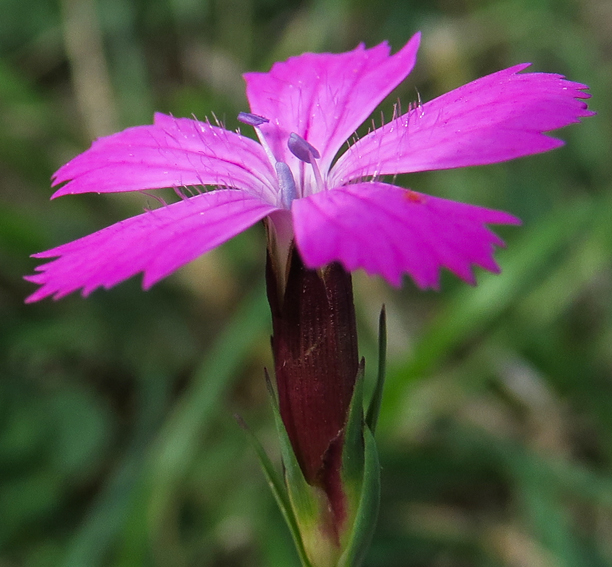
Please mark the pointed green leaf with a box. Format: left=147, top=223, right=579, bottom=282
left=265, top=371, right=320, bottom=563
left=341, top=359, right=365, bottom=485
left=237, top=413, right=313, bottom=567
left=338, top=426, right=381, bottom=567
left=366, top=306, right=387, bottom=435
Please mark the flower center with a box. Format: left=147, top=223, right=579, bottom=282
left=287, top=133, right=324, bottom=196
left=238, top=112, right=323, bottom=208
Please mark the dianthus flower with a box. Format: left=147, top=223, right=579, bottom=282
left=25, top=32, right=592, bottom=302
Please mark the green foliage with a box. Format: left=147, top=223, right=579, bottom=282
left=1, top=0, right=610, bottom=565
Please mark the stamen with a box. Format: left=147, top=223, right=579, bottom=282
left=287, top=133, right=320, bottom=163
left=276, top=162, right=298, bottom=208
left=310, top=160, right=324, bottom=193
left=287, top=133, right=324, bottom=192
left=237, top=112, right=269, bottom=126
left=237, top=111, right=276, bottom=167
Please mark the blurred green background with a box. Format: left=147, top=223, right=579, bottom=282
left=0, top=0, right=610, bottom=565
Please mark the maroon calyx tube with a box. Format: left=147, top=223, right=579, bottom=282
left=266, top=244, right=359, bottom=536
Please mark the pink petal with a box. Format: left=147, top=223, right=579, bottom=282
left=292, top=183, right=520, bottom=288
left=25, top=190, right=277, bottom=302
left=52, top=113, right=278, bottom=203
left=331, top=66, right=594, bottom=184
left=244, top=34, right=421, bottom=173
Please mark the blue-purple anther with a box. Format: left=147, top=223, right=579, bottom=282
left=276, top=162, right=297, bottom=208
left=237, top=111, right=270, bottom=127
left=288, top=133, right=325, bottom=192
left=288, top=132, right=321, bottom=163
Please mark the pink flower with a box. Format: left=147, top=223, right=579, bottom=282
left=25, top=33, right=592, bottom=302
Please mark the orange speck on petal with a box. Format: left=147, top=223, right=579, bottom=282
left=405, top=190, right=425, bottom=203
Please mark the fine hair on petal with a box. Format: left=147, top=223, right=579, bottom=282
left=140, top=191, right=168, bottom=210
